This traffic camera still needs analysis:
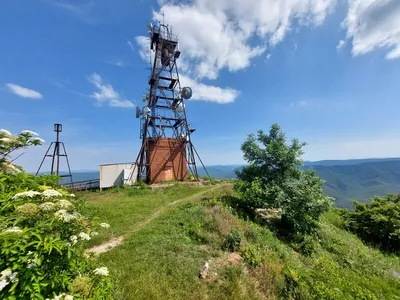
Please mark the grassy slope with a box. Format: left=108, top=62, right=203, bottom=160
left=83, top=184, right=400, bottom=300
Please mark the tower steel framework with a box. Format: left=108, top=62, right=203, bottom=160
left=36, top=123, right=73, bottom=185
left=132, top=22, right=210, bottom=184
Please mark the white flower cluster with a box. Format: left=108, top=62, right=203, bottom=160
left=93, top=267, right=109, bottom=276
left=54, top=210, right=78, bottom=222
left=12, top=191, right=41, bottom=199
left=90, top=231, right=99, bottom=237
left=0, top=137, right=11, bottom=143
left=70, top=235, right=78, bottom=245
left=58, top=200, right=74, bottom=209
left=39, top=202, right=56, bottom=212
left=34, top=138, right=46, bottom=143
left=78, top=232, right=91, bottom=241
left=46, top=293, right=73, bottom=300
left=42, top=189, right=62, bottom=198
left=100, top=223, right=110, bottom=229
left=0, top=269, right=18, bottom=291
left=21, top=130, right=39, bottom=136
left=0, top=129, right=12, bottom=136
left=5, top=227, right=22, bottom=234
left=69, top=193, right=76, bottom=198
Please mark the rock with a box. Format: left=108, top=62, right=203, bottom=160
left=199, top=262, right=209, bottom=279
left=389, top=269, right=400, bottom=280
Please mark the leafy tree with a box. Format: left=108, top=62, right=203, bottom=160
left=235, top=124, right=332, bottom=238
left=346, top=194, right=400, bottom=254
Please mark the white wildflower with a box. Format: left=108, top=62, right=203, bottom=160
left=34, top=137, right=46, bottom=143
left=0, top=269, right=18, bottom=291
left=5, top=227, right=22, bottom=233
left=46, top=293, right=73, bottom=300
left=21, top=130, right=39, bottom=136
left=0, top=129, right=12, bottom=136
left=1, top=269, right=12, bottom=277
left=42, top=189, right=62, bottom=198
left=93, top=267, right=109, bottom=276
left=78, top=232, right=91, bottom=241
left=70, top=235, right=78, bottom=245
left=0, top=278, right=8, bottom=291
left=90, top=231, right=99, bottom=237
left=54, top=210, right=78, bottom=222
left=99, top=223, right=110, bottom=229
left=58, top=199, right=73, bottom=209
left=0, top=137, right=11, bottom=142
left=39, top=202, right=56, bottom=212
left=27, top=258, right=37, bottom=269
left=12, top=191, right=41, bottom=199
left=69, top=193, right=76, bottom=198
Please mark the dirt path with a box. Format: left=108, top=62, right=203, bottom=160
left=87, top=184, right=229, bottom=254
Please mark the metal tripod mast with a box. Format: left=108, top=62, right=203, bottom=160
left=36, top=123, right=73, bottom=185
left=132, top=21, right=211, bottom=184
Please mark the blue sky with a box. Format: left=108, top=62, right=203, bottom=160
left=1, top=0, right=400, bottom=172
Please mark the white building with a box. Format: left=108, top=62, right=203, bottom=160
left=99, top=162, right=138, bottom=190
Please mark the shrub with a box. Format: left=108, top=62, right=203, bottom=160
left=235, top=124, right=332, bottom=240
left=0, top=129, right=113, bottom=299
left=346, top=194, right=400, bottom=254
left=222, top=229, right=242, bottom=252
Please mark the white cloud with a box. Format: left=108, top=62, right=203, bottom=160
left=6, top=83, right=43, bottom=99
left=135, top=36, right=152, bottom=63
left=342, top=0, right=400, bottom=59
left=336, top=39, right=346, bottom=50
left=179, top=74, right=238, bottom=104
left=88, top=73, right=134, bottom=108
left=153, top=0, right=336, bottom=80
left=290, top=100, right=314, bottom=108
left=127, top=40, right=135, bottom=52
left=107, top=60, right=127, bottom=67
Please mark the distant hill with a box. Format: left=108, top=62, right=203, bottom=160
left=200, top=158, right=400, bottom=209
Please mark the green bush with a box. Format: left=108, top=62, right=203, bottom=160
left=0, top=129, right=113, bottom=299
left=346, top=194, right=400, bottom=254
left=222, top=229, right=242, bottom=252
left=235, top=124, right=332, bottom=240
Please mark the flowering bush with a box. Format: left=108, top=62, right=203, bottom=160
left=0, top=129, right=113, bottom=299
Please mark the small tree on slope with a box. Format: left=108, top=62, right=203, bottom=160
left=235, top=123, right=332, bottom=239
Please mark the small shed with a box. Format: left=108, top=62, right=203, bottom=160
left=99, top=162, right=137, bottom=190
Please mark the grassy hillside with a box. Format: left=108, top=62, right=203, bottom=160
left=81, top=184, right=400, bottom=300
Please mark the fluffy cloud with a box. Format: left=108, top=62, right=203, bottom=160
left=153, top=0, right=337, bottom=80
left=88, top=73, right=134, bottom=108
left=179, top=74, right=238, bottom=104
left=342, top=0, right=400, bottom=59
left=6, top=83, right=43, bottom=99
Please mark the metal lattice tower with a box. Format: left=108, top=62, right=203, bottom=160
left=132, top=21, right=210, bottom=184
left=36, top=124, right=73, bottom=186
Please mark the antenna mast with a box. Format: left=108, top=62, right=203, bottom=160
left=132, top=21, right=210, bottom=184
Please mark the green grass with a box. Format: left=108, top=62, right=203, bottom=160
left=83, top=184, right=400, bottom=300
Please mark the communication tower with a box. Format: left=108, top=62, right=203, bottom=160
left=133, top=22, right=210, bottom=183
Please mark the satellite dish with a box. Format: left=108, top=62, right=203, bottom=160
left=181, top=87, right=192, bottom=100
left=142, top=106, right=151, bottom=115
left=135, top=107, right=141, bottom=118
left=174, top=102, right=185, bottom=113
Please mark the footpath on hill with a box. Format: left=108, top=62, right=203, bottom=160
left=84, top=184, right=228, bottom=254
